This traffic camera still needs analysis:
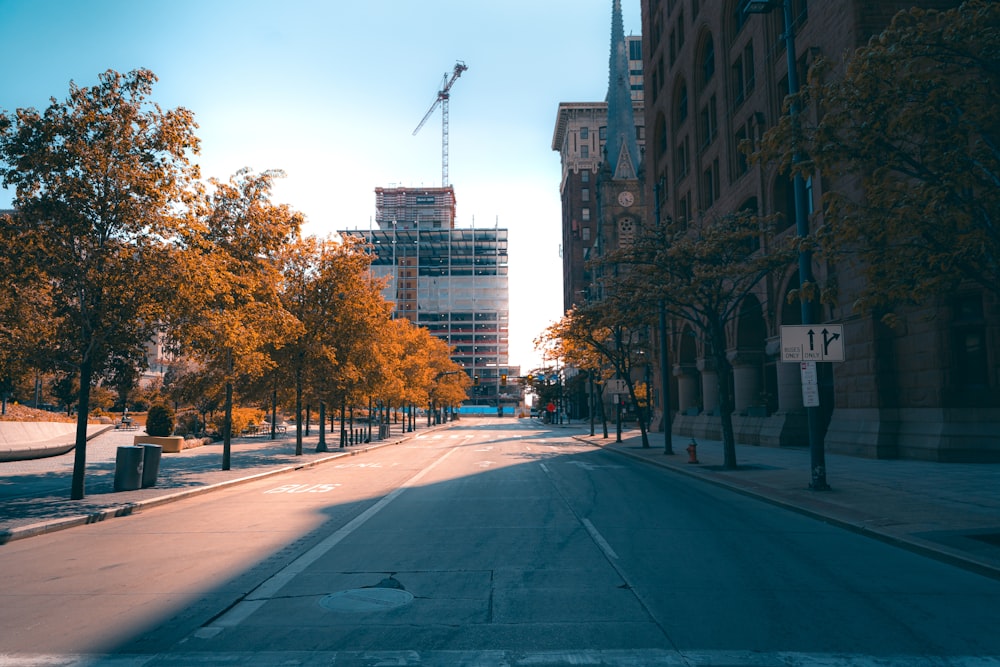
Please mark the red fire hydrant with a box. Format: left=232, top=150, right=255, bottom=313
left=686, top=439, right=700, bottom=464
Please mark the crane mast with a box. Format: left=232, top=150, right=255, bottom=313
left=413, top=61, right=468, bottom=187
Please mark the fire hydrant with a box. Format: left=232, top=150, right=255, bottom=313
left=686, top=439, right=700, bottom=464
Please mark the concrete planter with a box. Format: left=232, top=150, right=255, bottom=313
left=134, top=435, right=185, bottom=453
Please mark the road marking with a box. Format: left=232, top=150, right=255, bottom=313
left=582, top=518, right=619, bottom=560
left=264, top=483, right=341, bottom=494
left=568, top=460, right=624, bottom=472
left=476, top=461, right=495, bottom=468
left=194, top=447, right=459, bottom=637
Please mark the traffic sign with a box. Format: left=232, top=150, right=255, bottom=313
left=780, top=324, right=845, bottom=362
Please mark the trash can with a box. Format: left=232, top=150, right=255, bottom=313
left=140, top=444, right=162, bottom=488
left=113, top=446, right=143, bottom=492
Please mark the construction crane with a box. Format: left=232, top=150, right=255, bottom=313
left=413, top=61, right=468, bottom=187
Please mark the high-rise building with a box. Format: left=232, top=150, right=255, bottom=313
left=340, top=186, right=515, bottom=408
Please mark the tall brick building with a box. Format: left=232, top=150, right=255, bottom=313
left=639, top=0, right=998, bottom=461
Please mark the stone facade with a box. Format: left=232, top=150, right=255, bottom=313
left=639, top=0, right=998, bottom=461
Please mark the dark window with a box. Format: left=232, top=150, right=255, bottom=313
left=953, top=294, right=989, bottom=392
left=702, top=35, right=715, bottom=85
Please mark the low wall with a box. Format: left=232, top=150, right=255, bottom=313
left=0, top=422, right=113, bottom=462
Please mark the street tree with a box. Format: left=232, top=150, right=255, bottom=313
left=426, top=336, right=470, bottom=422
left=174, top=168, right=303, bottom=469
left=605, top=211, right=795, bottom=469
left=542, top=302, right=653, bottom=447
left=0, top=213, right=57, bottom=413
left=0, top=69, right=200, bottom=498
left=757, top=0, right=1000, bottom=314
left=304, top=235, right=393, bottom=444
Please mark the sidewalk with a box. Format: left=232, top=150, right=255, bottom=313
left=0, top=422, right=436, bottom=544
left=571, top=424, right=1000, bottom=580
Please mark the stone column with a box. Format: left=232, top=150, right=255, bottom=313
left=776, top=358, right=804, bottom=412
left=674, top=365, right=699, bottom=414
left=698, top=358, right=718, bottom=414
left=729, top=351, right=763, bottom=413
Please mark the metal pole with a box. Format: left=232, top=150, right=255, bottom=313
left=781, top=0, right=828, bottom=490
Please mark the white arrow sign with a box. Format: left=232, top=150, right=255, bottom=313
left=780, top=324, right=845, bottom=362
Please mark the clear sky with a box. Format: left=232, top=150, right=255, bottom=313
left=0, top=0, right=641, bottom=370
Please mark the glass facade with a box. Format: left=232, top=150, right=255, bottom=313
left=340, top=225, right=512, bottom=403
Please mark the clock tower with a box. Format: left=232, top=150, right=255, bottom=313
left=597, top=0, right=646, bottom=259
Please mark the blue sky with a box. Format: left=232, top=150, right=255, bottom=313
left=0, top=0, right=641, bottom=369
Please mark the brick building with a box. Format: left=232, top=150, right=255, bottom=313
left=639, top=0, right=999, bottom=461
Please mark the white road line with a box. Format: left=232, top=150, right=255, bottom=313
left=582, top=518, right=619, bottom=560
left=194, top=447, right=460, bottom=635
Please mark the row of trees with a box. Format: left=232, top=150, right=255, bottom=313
left=0, top=69, right=469, bottom=499
left=539, top=1, right=999, bottom=468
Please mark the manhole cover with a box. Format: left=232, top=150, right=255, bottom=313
left=320, top=587, right=414, bottom=613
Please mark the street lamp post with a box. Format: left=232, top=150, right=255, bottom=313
left=744, top=0, right=829, bottom=490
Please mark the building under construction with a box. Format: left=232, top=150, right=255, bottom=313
left=340, top=186, right=516, bottom=409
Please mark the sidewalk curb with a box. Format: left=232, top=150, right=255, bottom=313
left=0, top=427, right=437, bottom=545
left=578, top=435, right=1000, bottom=582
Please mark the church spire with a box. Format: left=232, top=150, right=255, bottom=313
left=605, top=0, right=640, bottom=180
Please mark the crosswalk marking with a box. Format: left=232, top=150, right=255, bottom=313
left=4, top=650, right=998, bottom=666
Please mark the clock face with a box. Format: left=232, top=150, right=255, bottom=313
left=618, top=191, right=634, bottom=207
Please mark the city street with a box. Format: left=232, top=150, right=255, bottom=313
left=1, top=419, right=999, bottom=666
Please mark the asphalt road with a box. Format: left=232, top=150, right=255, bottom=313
left=1, top=419, right=998, bottom=666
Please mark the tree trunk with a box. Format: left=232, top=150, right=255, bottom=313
left=70, top=358, right=95, bottom=500
left=710, top=318, right=737, bottom=469
left=222, top=379, right=233, bottom=471
left=294, top=368, right=303, bottom=456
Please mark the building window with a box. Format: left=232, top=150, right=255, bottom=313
left=698, top=95, right=717, bottom=150
left=674, top=82, right=688, bottom=129
left=629, top=39, right=642, bottom=61
left=952, top=293, right=990, bottom=395
left=734, top=124, right=749, bottom=176
left=675, top=190, right=691, bottom=224
left=618, top=217, right=636, bottom=246
left=581, top=144, right=589, bottom=159
left=732, top=43, right=755, bottom=109
left=582, top=227, right=591, bottom=241
left=700, top=158, right=720, bottom=209
left=581, top=171, right=590, bottom=183
left=701, top=34, right=715, bottom=87
left=580, top=126, right=589, bottom=140
left=674, top=135, right=690, bottom=181
left=581, top=188, right=590, bottom=202
left=582, top=208, right=591, bottom=221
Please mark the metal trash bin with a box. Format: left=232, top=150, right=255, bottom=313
left=113, top=446, right=143, bottom=492
left=140, top=444, right=162, bottom=488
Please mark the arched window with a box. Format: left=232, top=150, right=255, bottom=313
left=673, top=79, right=689, bottom=130
left=701, top=34, right=715, bottom=87
left=654, top=112, right=668, bottom=165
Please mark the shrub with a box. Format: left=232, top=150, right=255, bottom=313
left=146, top=403, right=175, bottom=437
left=230, top=407, right=263, bottom=436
